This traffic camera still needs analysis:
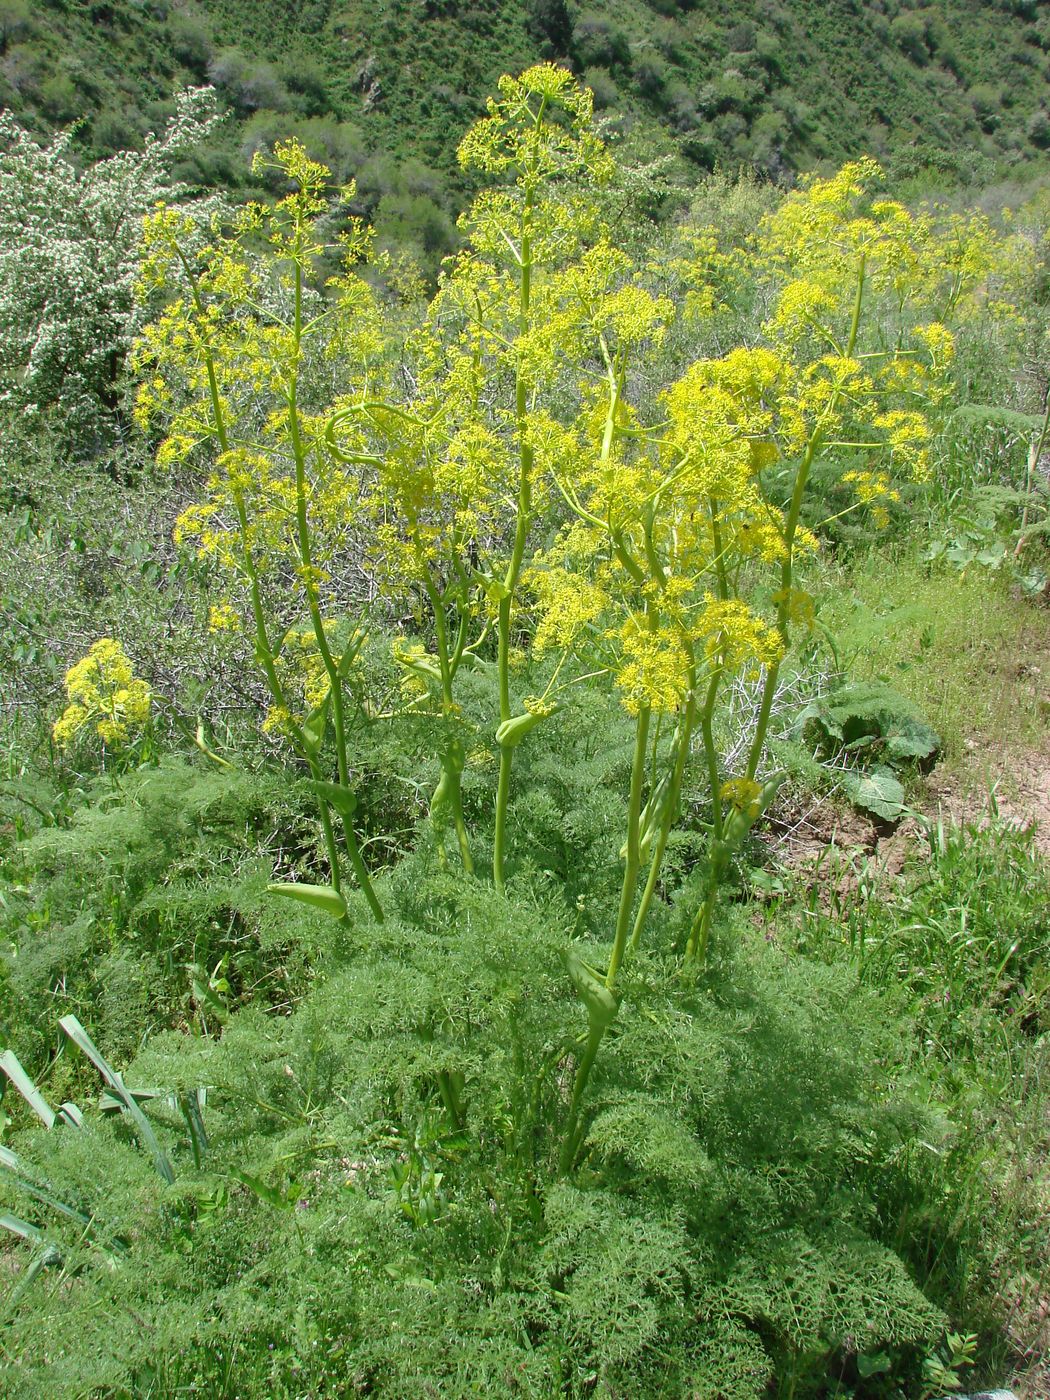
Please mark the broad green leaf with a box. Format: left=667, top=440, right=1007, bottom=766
left=310, top=779, right=358, bottom=818
left=232, top=1170, right=299, bottom=1209
left=188, top=962, right=229, bottom=1024
left=179, top=1091, right=208, bottom=1170
left=338, top=627, right=367, bottom=678
left=857, top=1351, right=892, bottom=1378
left=99, top=1087, right=166, bottom=1113
left=3, top=1241, right=63, bottom=1319
left=300, top=694, right=331, bottom=759
left=562, top=948, right=620, bottom=1031
left=884, top=730, right=939, bottom=763
left=842, top=765, right=906, bottom=822
left=495, top=708, right=552, bottom=750
left=798, top=682, right=939, bottom=767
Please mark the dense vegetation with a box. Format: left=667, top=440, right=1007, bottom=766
left=4, top=0, right=1050, bottom=277
left=1, top=36, right=1050, bottom=1400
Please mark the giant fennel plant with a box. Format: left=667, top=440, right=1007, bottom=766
left=132, top=66, right=1019, bottom=1171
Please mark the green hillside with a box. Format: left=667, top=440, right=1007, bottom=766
left=2, top=0, right=1049, bottom=221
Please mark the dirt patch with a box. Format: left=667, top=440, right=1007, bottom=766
left=758, top=788, right=914, bottom=914
left=764, top=790, right=879, bottom=870
left=924, top=742, right=1050, bottom=862
left=763, top=738, right=1050, bottom=899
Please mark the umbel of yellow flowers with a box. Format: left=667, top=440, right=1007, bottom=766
left=53, top=639, right=151, bottom=750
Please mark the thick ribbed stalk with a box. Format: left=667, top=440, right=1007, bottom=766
left=426, top=567, right=474, bottom=875
left=629, top=687, right=698, bottom=950
left=492, top=180, right=535, bottom=893
left=683, top=670, right=727, bottom=966
left=709, top=502, right=730, bottom=602
left=607, top=704, right=651, bottom=988
left=559, top=703, right=650, bottom=1174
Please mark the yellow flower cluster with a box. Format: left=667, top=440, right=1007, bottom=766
left=770, top=588, right=816, bottom=628
left=527, top=564, right=609, bottom=653
left=53, top=639, right=151, bottom=750
left=843, top=469, right=902, bottom=529
left=134, top=141, right=388, bottom=627
left=277, top=625, right=340, bottom=714
left=456, top=64, right=611, bottom=185
left=518, top=241, right=673, bottom=380
left=720, top=777, right=764, bottom=821
left=207, top=601, right=240, bottom=633
left=613, top=620, right=691, bottom=716
left=874, top=411, right=931, bottom=481
left=694, top=598, right=783, bottom=675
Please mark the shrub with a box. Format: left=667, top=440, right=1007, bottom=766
left=527, top=0, right=572, bottom=55
left=1027, top=108, right=1050, bottom=148
left=971, top=82, right=1002, bottom=132
left=632, top=52, right=669, bottom=102
left=207, top=47, right=289, bottom=113
left=571, top=12, right=630, bottom=69
left=168, top=7, right=212, bottom=78
left=891, top=11, right=930, bottom=64
left=279, top=53, right=328, bottom=116
left=582, top=65, right=619, bottom=110
left=0, top=88, right=221, bottom=450
left=0, top=0, right=33, bottom=52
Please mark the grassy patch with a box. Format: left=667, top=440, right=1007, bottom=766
left=820, top=552, right=1050, bottom=765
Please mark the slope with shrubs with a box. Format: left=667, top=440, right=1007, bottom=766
left=3, top=0, right=1050, bottom=275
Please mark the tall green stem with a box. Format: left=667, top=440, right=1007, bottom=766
left=176, top=245, right=347, bottom=898
left=683, top=669, right=726, bottom=966
left=287, top=249, right=383, bottom=921
left=493, top=169, right=536, bottom=893
left=424, top=565, right=474, bottom=875
left=745, top=253, right=867, bottom=785
left=559, top=702, right=651, bottom=1174
left=630, top=684, right=698, bottom=950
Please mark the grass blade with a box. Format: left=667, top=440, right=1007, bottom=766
left=0, top=1050, right=56, bottom=1129
left=179, top=1090, right=208, bottom=1169
left=3, top=1241, right=63, bottom=1320
left=58, top=1016, right=175, bottom=1184
left=0, top=1211, right=43, bottom=1243
left=0, top=1145, right=92, bottom=1227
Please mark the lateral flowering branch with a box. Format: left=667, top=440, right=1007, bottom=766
left=133, top=142, right=385, bottom=921
left=543, top=159, right=1021, bottom=1171
left=53, top=640, right=151, bottom=753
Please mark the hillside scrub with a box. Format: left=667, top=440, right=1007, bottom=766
left=4, top=0, right=1050, bottom=289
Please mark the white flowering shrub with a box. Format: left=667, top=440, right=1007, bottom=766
left=0, top=88, right=222, bottom=449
